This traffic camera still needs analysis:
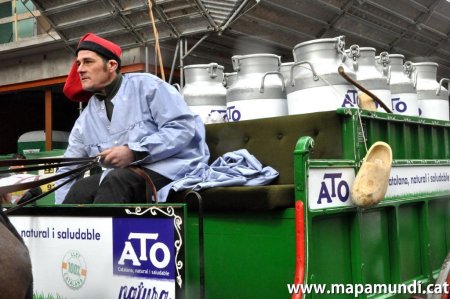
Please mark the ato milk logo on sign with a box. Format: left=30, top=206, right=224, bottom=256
left=113, top=218, right=175, bottom=280
left=308, top=168, right=355, bottom=210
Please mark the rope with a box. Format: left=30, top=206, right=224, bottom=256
left=148, top=0, right=165, bottom=80
left=295, top=64, right=369, bottom=152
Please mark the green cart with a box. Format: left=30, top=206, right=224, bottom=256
left=7, top=109, right=450, bottom=299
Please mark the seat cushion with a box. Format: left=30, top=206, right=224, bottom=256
left=168, top=184, right=294, bottom=211
left=205, top=111, right=342, bottom=185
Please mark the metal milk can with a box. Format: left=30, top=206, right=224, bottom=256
left=347, top=46, right=392, bottom=112
left=288, top=36, right=358, bottom=115
left=182, top=63, right=227, bottom=123
left=226, top=54, right=287, bottom=121
left=388, top=54, right=419, bottom=116
left=413, top=62, right=449, bottom=121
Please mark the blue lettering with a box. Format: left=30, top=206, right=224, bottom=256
left=226, top=106, right=241, bottom=121
left=337, top=180, right=349, bottom=202
left=317, top=173, right=350, bottom=204
left=341, top=90, right=358, bottom=107
left=323, top=173, right=342, bottom=197
left=209, top=109, right=227, bottom=120
left=118, top=282, right=169, bottom=299
left=317, top=181, right=332, bottom=204
left=391, top=97, right=407, bottom=113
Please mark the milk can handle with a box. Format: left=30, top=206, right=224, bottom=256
left=348, top=44, right=360, bottom=72
left=336, top=35, right=347, bottom=63
left=208, top=63, right=219, bottom=79
left=289, top=61, right=319, bottom=87
left=436, top=78, right=450, bottom=96
left=405, top=61, right=419, bottom=87
left=378, top=51, right=391, bottom=82
left=172, top=83, right=181, bottom=93
left=403, top=61, right=414, bottom=77
left=232, top=56, right=241, bottom=72
left=260, top=71, right=285, bottom=93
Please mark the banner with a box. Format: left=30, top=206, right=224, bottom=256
left=308, top=165, right=450, bottom=210
left=9, top=206, right=185, bottom=299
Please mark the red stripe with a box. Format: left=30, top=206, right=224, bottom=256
left=292, top=200, right=305, bottom=299
left=442, top=273, right=450, bottom=299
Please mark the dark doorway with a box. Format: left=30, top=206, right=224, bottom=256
left=0, top=87, right=79, bottom=155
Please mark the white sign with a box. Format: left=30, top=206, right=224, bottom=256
left=308, top=168, right=355, bottom=210
left=10, top=207, right=184, bottom=298
left=308, top=165, right=450, bottom=210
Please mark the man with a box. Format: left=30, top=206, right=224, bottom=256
left=55, top=33, right=209, bottom=204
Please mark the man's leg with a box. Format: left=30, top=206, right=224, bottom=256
left=93, top=168, right=171, bottom=204
left=63, top=174, right=102, bottom=204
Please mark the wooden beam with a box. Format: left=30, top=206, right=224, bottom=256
left=0, top=76, right=67, bottom=93
left=0, top=63, right=146, bottom=93
left=0, top=11, right=41, bottom=25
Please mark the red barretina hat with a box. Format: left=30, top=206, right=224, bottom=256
left=63, top=33, right=122, bottom=102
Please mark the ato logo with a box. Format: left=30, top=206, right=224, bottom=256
left=317, top=173, right=350, bottom=204
left=341, top=90, right=358, bottom=107
left=113, top=218, right=175, bottom=280
left=118, top=233, right=170, bottom=268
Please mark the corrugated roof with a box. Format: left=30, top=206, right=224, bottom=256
left=9, top=0, right=450, bottom=79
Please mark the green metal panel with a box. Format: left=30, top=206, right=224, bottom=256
left=428, top=199, right=449, bottom=271
left=296, top=109, right=450, bottom=299
left=309, top=214, right=354, bottom=299
left=337, top=108, right=450, bottom=161
left=360, top=209, right=391, bottom=286
left=397, top=204, right=423, bottom=281
left=184, top=210, right=295, bottom=299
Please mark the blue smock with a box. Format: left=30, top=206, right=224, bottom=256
left=55, top=73, right=210, bottom=203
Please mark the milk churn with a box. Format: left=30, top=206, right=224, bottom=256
left=388, top=55, right=419, bottom=116
left=347, top=46, right=391, bottom=112
left=226, top=54, right=287, bottom=121
left=288, top=36, right=358, bottom=115
left=182, top=63, right=227, bottom=123
left=223, top=72, right=237, bottom=89
left=413, top=62, right=449, bottom=121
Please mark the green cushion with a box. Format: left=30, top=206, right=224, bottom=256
left=205, top=111, right=342, bottom=185
left=169, top=184, right=294, bottom=211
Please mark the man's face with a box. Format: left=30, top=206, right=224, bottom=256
left=76, top=50, right=116, bottom=92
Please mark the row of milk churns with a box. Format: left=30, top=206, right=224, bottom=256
left=182, top=36, right=450, bottom=123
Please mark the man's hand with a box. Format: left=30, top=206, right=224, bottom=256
left=98, top=145, right=134, bottom=168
